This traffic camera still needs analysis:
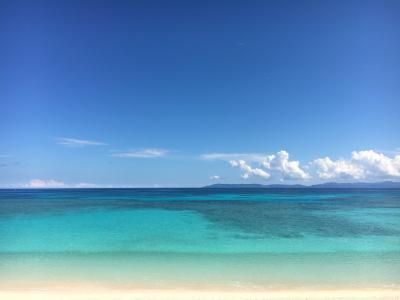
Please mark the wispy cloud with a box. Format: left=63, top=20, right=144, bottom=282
left=56, top=137, right=108, bottom=147
left=200, top=152, right=266, bottom=162
left=111, top=148, right=169, bottom=158
left=209, top=175, right=220, bottom=180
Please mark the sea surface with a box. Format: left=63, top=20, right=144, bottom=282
left=0, top=188, right=399, bottom=289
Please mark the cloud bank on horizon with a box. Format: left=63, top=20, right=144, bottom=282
left=203, top=150, right=400, bottom=182
left=15, top=179, right=161, bottom=189
left=21, top=179, right=109, bottom=189
left=4, top=149, right=400, bottom=188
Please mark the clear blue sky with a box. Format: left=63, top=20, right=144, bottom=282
left=1, top=0, right=399, bottom=187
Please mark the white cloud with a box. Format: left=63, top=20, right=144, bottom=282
left=74, top=182, right=106, bottom=188
left=312, top=150, right=400, bottom=180
left=352, top=150, right=400, bottom=177
left=56, top=137, right=108, bottom=147
left=204, top=149, right=400, bottom=182
left=241, top=173, right=249, bottom=179
left=21, top=179, right=111, bottom=188
left=201, top=153, right=266, bottom=162
left=229, top=160, right=239, bottom=167
left=209, top=175, right=220, bottom=180
left=262, top=150, right=310, bottom=180
left=312, top=157, right=363, bottom=180
left=212, top=150, right=308, bottom=181
left=24, top=179, right=67, bottom=188
left=111, top=148, right=168, bottom=158
left=230, top=159, right=271, bottom=180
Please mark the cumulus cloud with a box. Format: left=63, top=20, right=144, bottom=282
left=228, top=160, right=239, bottom=167
left=111, top=148, right=168, bottom=158
left=209, top=175, right=220, bottom=180
left=56, top=137, right=108, bottom=147
left=313, top=150, right=400, bottom=180
left=204, top=149, right=400, bottom=182
left=262, top=150, right=309, bottom=180
left=353, top=150, right=400, bottom=177
left=229, top=159, right=271, bottom=180
left=312, top=157, right=363, bottom=180
left=216, top=151, right=308, bottom=181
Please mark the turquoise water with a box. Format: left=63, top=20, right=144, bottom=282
left=0, top=188, right=400, bottom=289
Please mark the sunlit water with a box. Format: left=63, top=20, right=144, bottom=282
left=0, top=188, right=399, bottom=289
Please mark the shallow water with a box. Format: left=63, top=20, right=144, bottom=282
left=0, top=188, right=399, bottom=289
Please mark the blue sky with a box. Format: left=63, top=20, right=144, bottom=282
left=0, top=0, right=399, bottom=187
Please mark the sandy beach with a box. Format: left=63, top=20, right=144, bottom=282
left=1, top=288, right=400, bottom=300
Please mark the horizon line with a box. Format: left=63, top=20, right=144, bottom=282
left=1, top=180, right=400, bottom=190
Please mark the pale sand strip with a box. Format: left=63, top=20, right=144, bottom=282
left=1, top=289, right=400, bottom=300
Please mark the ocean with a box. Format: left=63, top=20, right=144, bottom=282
left=0, top=188, right=399, bottom=290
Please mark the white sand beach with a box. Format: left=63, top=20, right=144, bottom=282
left=1, top=288, right=399, bottom=300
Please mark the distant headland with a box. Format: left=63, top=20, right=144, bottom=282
left=203, top=181, right=400, bottom=189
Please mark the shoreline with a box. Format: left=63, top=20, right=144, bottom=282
left=1, top=288, right=399, bottom=300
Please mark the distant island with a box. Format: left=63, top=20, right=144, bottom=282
left=203, top=181, right=400, bottom=189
